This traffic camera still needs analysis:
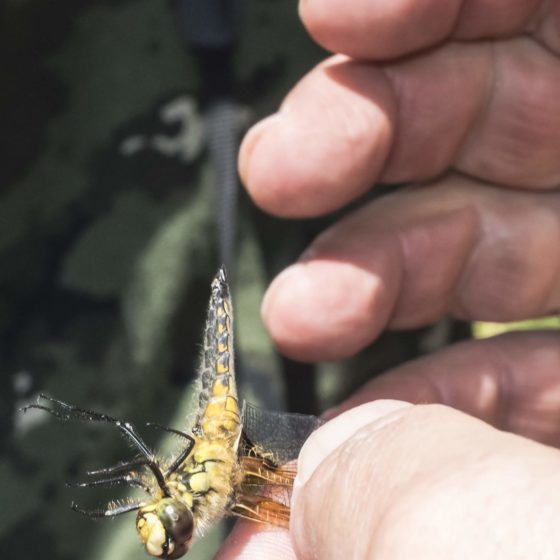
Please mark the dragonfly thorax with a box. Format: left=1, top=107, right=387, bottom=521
left=136, top=498, right=194, bottom=559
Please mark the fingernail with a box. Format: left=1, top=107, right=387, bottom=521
left=295, top=400, right=413, bottom=489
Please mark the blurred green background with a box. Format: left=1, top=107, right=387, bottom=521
left=2, top=1, right=530, bottom=559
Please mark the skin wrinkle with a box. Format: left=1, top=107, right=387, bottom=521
left=450, top=0, right=473, bottom=37
left=392, top=183, right=482, bottom=323
left=500, top=42, right=560, bottom=185
left=531, top=1, right=560, bottom=54
left=318, top=58, right=395, bottom=199
left=449, top=199, right=496, bottom=321
left=453, top=0, right=541, bottom=38
left=376, top=64, right=407, bottom=180
left=448, top=184, right=556, bottom=320
left=380, top=46, right=486, bottom=183
left=391, top=202, right=480, bottom=326
left=518, top=0, right=544, bottom=33
left=442, top=199, right=483, bottom=320
left=340, top=430, right=383, bottom=558
left=460, top=39, right=560, bottom=187
left=323, top=62, right=389, bottom=150
left=307, top=424, right=389, bottom=559
left=297, top=455, right=336, bottom=559
left=454, top=41, right=498, bottom=172
left=375, top=65, right=403, bottom=174
left=489, top=343, right=516, bottom=432
left=444, top=47, right=493, bottom=174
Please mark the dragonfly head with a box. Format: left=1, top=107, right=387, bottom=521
left=136, top=498, right=194, bottom=559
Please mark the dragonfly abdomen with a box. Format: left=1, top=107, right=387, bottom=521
left=200, top=391, right=240, bottom=438
left=196, top=267, right=241, bottom=440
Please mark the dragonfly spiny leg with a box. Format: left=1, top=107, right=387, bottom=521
left=21, top=394, right=169, bottom=495
left=71, top=500, right=143, bottom=518
left=68, top=458, right=156, bottom=494
left=145, top=422, right=194, bottom=442
left=145, top=422, right=196, bottom=477
left=68, top=473, right=150, bottom=492
left=85, top=458, right=151, bottom=477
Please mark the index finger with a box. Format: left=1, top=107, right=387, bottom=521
left=300, top=0, right=553, bottom=60
left=240, top=39, right=560, bottom=219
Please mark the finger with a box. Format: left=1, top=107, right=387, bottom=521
left=240, top=40, right=560, bottom=218
left=292, top=401, right=560, bottom=560
left=299, top=0, right=553, bottom=59
left=239, top=56, right=395, bottom=217
left=215, top=521, right=296, bottom=560
left=261, top=175, right=560, bottom=361
left=330, top=331, right=560, bottom=447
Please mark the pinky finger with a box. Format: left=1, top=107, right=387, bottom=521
left=330, top=330, right=560, bottom=447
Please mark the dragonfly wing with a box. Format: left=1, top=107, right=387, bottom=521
left=232, top=456, right=297, bottom=528
left=230, top=403, right=324, bottom=528
left=241, top=401, right=324, bottom=465
left=231, top=499, right=291, bottom=528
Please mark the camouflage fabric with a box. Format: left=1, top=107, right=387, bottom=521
left=1, top=2, right=458, bottom=559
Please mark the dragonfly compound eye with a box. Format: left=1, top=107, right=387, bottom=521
left=137, top=498, right=194, bottom=559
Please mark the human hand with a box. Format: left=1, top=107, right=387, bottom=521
left=221, top=1, right=560, bottom=558
left=238, top=0, right=560, bottom=363
left=217, top=333, right=560, bottom=559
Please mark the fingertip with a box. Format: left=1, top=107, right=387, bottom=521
left=295, top=400, right=413, bottom=487
left=242, top=111, right=375, bottom=218
left=238, top=114, right=281, bottom=189
left=261, top=261, right=389, bottom=361
left=240, top=58, right=394, bottom=218
left=240, top=112, right=318, bottom=217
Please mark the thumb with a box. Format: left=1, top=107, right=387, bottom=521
left=291, top=401, right=560, bottom=560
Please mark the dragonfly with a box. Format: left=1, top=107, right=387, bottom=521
left=22, top=267, right=322, bottom=559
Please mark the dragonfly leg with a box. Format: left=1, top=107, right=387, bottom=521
left=85, top=458, right=150, bottom=477
left=72, top=500, right=143, bottom=518
left=145, top=422, right=194, bottom=443
left=69, top=458, right=157, bottom=494
left=22, top=394, right=169, bottom=494
left=68, top=471, right=151, bottom=494
left=145, top=421, right=196, bottom=477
